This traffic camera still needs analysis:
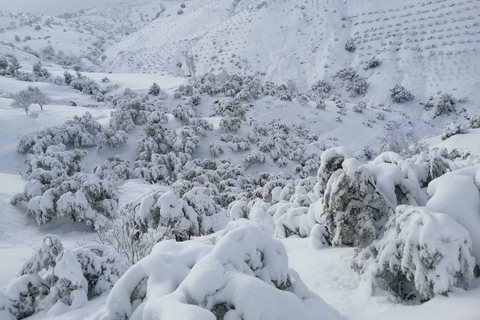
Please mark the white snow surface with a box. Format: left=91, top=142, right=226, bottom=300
left=1, top=0, right=480, bottom=319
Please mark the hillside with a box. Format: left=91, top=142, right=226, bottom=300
left=102, top=0, right=480, bottom=103
left=1, top=0, right=480, bottom=319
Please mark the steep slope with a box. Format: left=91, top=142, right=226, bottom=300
left=101, top=0, right=480, bottom=104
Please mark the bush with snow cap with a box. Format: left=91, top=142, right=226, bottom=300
left=98, top=220, right=342, bottom=320
left=441, top=122, right=469, bottom=140
left=353, top=205, right=475, bottom=302
left=321, top=158, right=392, bottom=248
left=0, top=236, right=128, bottom=319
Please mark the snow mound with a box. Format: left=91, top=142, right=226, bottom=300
left=98, top=220, right=343, bottom=320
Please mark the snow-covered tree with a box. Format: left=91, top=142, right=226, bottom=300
left=321, top=158, right=392, bottom=248
left=354, top=205, right=475, bottom=302
left=27, top=86, right=50, bottom=111
left=11, top=90, right=33, bottom=115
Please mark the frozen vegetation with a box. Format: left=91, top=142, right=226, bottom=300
left=1, top=0, right=480, bottom=319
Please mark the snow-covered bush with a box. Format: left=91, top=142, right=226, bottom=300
left=17, top=112, right=102, bottom=155
left=363, top=56, right=382, bottom=70
left=172, top=102, right=199, bottom=123
left=110, top=99, right=150, bottom=131
left=13, top=168, right=118, bottom=231
left=469, top=115, right=480, bottom=129
left=347, top=76, right=368, bottom=95
left=92, top=156, right=134, bottom=184
left=345, top=38, right=357, bottom=52
left=315, top=147, right=353, bottom=195
left=378, top=131, right=428, bottom=158
left=172, top=126, right=201, bottom=154
left=390, top=84, right=414, bottom=103
left=136, top=120, right=175, bottom=161
left=98, top=220, right=342, bottom=320
left=0, top=236, right=128, bottom=319
left=32, top=60, right=51, bottom=79
left=109, top=189, right=227, bottom=262
left=311, top=79, right=331, bottom=95
left=353, top=100, right=366, bottom=113
left=335, top=68, right=368, bottom=96
left=228, top=135, right=250, bottom=151
left=148, top=82, right=161, bottom=96
left=321, top=158, right=392, bottom=248
left=219, top=116, right=242, bottom=133
left=354, top=205, right=475, bottom=302
left=435, top=93, right=456, bottom=116
left=213, top=98, right=249, bottom=119
left=97, top=129, right=128, bottom=151
left=243, top=150, right=266, bottom=168
left=209, top=142, right=223, bottom=157
left=316, top=98, right=327, bottom=110
left=441, top=122, right=469, bottom=140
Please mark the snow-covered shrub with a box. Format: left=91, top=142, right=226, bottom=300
left=110, top=99, right=150, bottom=131
left=363, top=56, right=382, bottom=70
left=136, top=120, right=175, bottom=161
left=276, top=84, right=293, bottom=101
left=321, top=158, right=392, bottom=248
left=353, top=100, right=366, bottom=113
left=172, top=126, right=201, bottom=154
left=219, top=116, right=242, bottom=133
left=270, top=202, right=314, bottom=238
left=435, top=93, right=456, bottom=116
left=16, top=112, right=101, bottom=154
left=315, top=147, right=353, bottom=195
left=189, top=118, right=213, bottom=136
left=98, top=220, right=342, bottom=320
left=213, top=98, right=249, bottom=119
left=347, top=76, right=368, bottom=95
left=228, top=135, right=250, bottom=151
left=335, top=68, right=368, bottom=96
left=172, top=102, right=199, bottom=123
left=97, top=129, right=128, bottom=151
left=390, top=84, right=414, bottom=103
left=243, top=150, right=266, bottom=168
left=234, top=75, right=263, bottom=101
left=469, top=115, right=480, bottom=129
left=209, top=142, right=223, bottom=157
left=309, top=224, right=331, bottom=250
left=345, top=38, right=357, bottom=52
left=426, top=170, right=480, bottom=266
left=354, top=205, right=475, bottom=302
left=1, top=236, right=128, bottom=319
left=316, top=98, right=327, bottom=110
left=441, top=122, right=469, bottom=140
left=296, top=93, right=309, bottom=105
left=148, top=82, right=161, bottom=96
left=111, top=189, right=226, bottom=261
left=378, top=131, right=429, bottom=158
left=70, top=74, right=100, bottom=96
left=311, top=79, right=331, bottom=95
left=32, top=60, right=51, bottom=79
left=14, top=171, right=118, bottom=231
left=92, top=156, right=134, bottom=184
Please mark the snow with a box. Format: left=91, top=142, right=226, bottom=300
left=1, top=0, right=480, bottom=319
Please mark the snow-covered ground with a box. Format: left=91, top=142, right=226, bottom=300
left=1, top=0, right=480, bottom=319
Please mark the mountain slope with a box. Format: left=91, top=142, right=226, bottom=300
left=101, top=0, right=480, bottom=104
